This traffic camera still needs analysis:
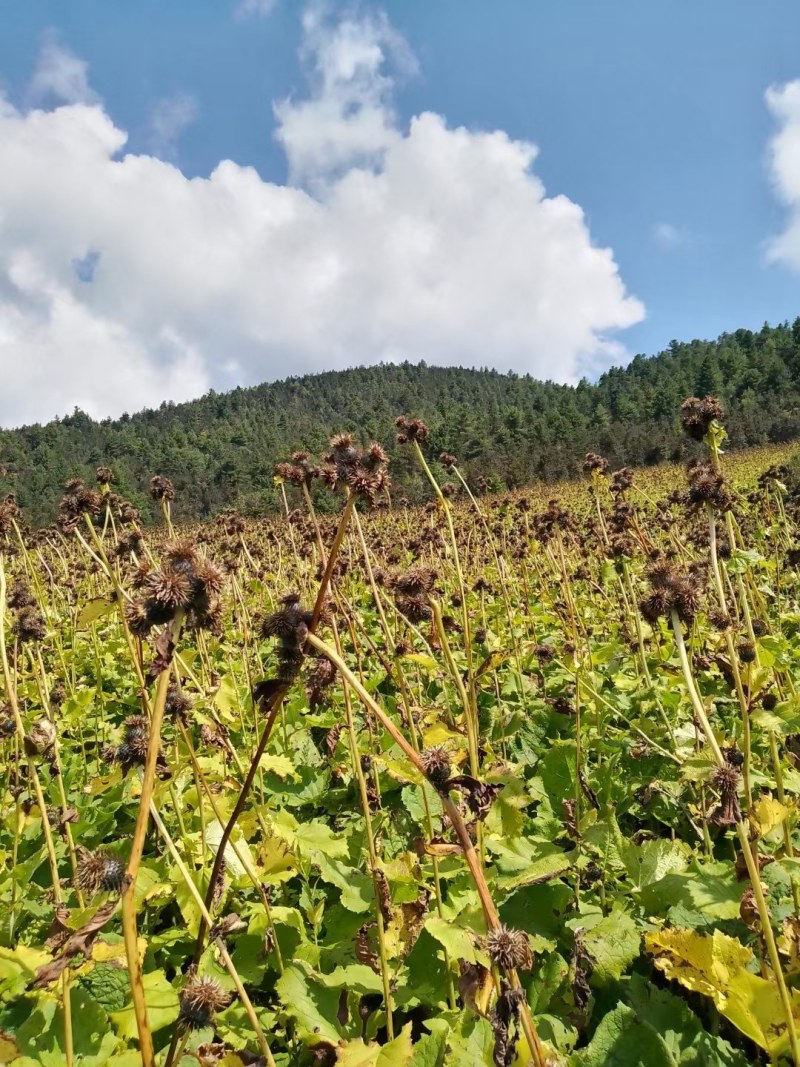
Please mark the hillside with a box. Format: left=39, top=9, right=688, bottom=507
left=3, top=319, right=800, bottom=526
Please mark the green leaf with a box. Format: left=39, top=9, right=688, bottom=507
left=316, top=854, right=374, bottom=913
left=639, top=861, right=742, bottom=923
left=424, top=916, right=480, bottom=964
left=259, top=753, right=300, bottom=780
left=16, top=986, right=119, bottom=1067
left=81, top=964, right=131, bottom=1012
left=275, top=963, right=345, bottom=1044
left=110, top=969, right=179, bottom=1040
left=445, top=1015, right=494, bottom=1066
left=409, top=1027, right=449, bottom=1067
left=581, top=908, right=640, bottom=982
left=623, top=973, right=749, bottom=1066
left=572, top=1003, right=675, bottom=1066
left=623, top=838, right=691, bottom=890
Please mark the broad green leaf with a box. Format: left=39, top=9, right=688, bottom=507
left=581, top=908, right=640, bottom=981
left=639, top=861, right=741, bottom=923
left=409, top=1027, right=449, bottom=1067
left=110, top=969, right=179, bottom=1039
left=275, top=963, right=344, bottom=1044
left=571, top=1003, right=674, bottom=1066
left=424, top=916, right=480, bottom=964
left=623, top=838, right=691, bottom=890
left=623, top=973, right=749, bottom=1066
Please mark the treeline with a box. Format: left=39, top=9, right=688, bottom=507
left=3, top=319, right=800, bottom=526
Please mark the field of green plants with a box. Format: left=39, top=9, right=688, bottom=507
left=3, top=400, right=800, bottom=1066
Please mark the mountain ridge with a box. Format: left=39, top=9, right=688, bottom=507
left=3, top=319, right=800, bottom=526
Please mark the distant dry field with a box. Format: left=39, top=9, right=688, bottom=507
left=2, top=411, right=800, bottom=1066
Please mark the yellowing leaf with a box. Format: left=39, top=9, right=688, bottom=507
left=259, top=753, right=300, bottom=780
left=422, top=723, right=465, bottom=748
left=376, top=756, right=424, bottom=786
left=336, top=1023, right=414, bottom=1065
left=77, top=595, right=117, bottom=628
left=92, top=938, right=146, bottom=965
left=402, top=653, right=440, bottom=673
left=260, top=837, right=297, bottom=884
left=751, top=796, right=793, bottom=839
left=645, top=927, right=800, bottom=1054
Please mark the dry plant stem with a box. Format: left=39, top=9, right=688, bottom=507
left=0, top=556, right=62, bottom=897
left=431, top=599, right=477, bottom=762
left=1, top=557, right=78, bottom=1067
left=120, top=608, right=184, bottom=1067
left=332, top=621, right=395, bottom=1038
left=410, top=444, right=479, bottom=721
left=305, top=631, right=549, bottom=1067
left=671, top=610, right=800, bottom=1067
left=707, top=506, right=753, bottom=806
left=190, top=494, right=356, bottom=965
left=148, top=802, right=277, bottom=1067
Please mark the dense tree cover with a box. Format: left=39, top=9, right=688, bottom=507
left=3, top=319, right=800, bottom=526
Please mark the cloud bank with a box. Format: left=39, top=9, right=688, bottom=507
left=766, top=80, right=800, bottom=270
left=0, top=9, right=644, bottom=427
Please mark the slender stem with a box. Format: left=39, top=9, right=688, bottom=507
left=671, top=610, right=800, bottom=1067
left=119, top=609, right=183, bottom=1067
left=149, top=802, right=277, bottom=1067
left=305, top=631, right=548, bottom=1067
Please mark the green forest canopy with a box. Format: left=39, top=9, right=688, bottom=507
left=3, top=319, right=800, bottom=526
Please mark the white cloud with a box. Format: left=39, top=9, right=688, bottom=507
left=235, top=0, right=278, bottom=18
left=0, top=9, right=644, bottom=427
left=653, top=222, right=693, bottom=251
left=275, top=5, right=416, bottom=183
left=766, top=80, right=800, bottom=269
left=148, top=92, right=198, bottom=157
left=28, top=33, right=99, bottom=106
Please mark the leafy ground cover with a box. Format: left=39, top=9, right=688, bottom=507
left=2, top=402, right=800, bottom=1065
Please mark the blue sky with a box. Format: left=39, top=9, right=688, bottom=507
left=2, top=1, right=800, bottom=424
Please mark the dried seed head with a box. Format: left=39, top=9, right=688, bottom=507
left=146, top=567, right=193, bottom=609
left=420, top=745, right=452, bottom=790
left=394, top=415, right=428, bottom=444
left=178, top=975, right=232, bottom=1030
left=150, top=475, right=175, bottom=501
left=583, top=452, right=608, bottom=476
left=710, top=764, right=742, bottom=828
left=680, top=396, right=725, bottom=441
left=24, top=717, right=56, bottom=756
left=486, top=924, right=533, bottom=972
left=736, top=637, right=757, bottom=664
left=75, top=847, right=127, bottom=895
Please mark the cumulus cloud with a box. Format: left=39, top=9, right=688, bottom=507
left=766, top=80, right=800, bottom=269
left=275, top=5, right=417, bottom=183
left=148, top=91, right=198, bottom=156
left=0, top=7, right=644, bottom=427
left=28, top=33, right=99, bottom=106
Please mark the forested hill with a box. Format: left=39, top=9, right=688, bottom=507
left=3, top=319, right=800, bottom=526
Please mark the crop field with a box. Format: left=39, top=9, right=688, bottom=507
left=3, top=402, right=800, bottom=1066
